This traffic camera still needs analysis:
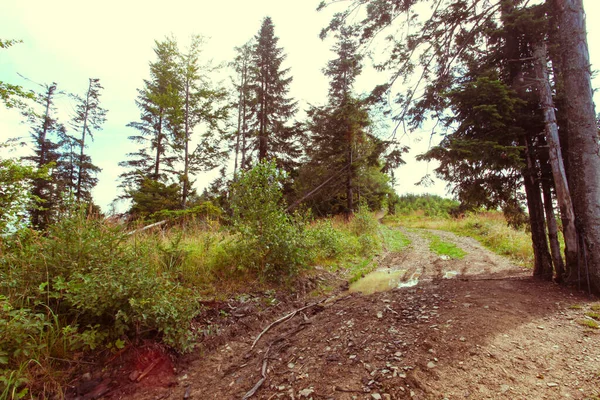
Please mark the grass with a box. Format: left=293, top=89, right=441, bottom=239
left=384, top=211, right=533, bottom=267
left=578, top=319, right=599, bottom=329
left=380, top=225, right=411, bottom=252
left=585, top=312, right=600, bottom=321
left=569, top=304, right=584, bottom=310
left=422, top=232, right=467, bottom=259
left=591, top=304, right=600, bottom=312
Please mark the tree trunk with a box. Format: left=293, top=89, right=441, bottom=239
left=532, top=41, right=578, bottom=280
left=522, top=136, right=554, bottom=279
left=258, top=77, right=268, bottom=161
left=76, top=78, right=92, bottom=203
left=182, top=81, right=190, bottom=208
left=553, top=0, right=600, bottom=293
left=233, top=69, right=243, bottom=177
left=154, top=113, right=163, bottom=181
left=346, top=141, right=353, bottom=217
left=542, top=179, right=566, bottom=280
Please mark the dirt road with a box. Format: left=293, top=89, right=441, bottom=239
left=112, top=228, right=600, bottom=400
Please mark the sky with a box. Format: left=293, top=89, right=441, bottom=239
left=1, top=0, right=599, bottom=213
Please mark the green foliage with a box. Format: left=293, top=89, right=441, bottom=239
left=151, top=201, right=223, bottom=224
left=351, top=204, right=380, bottom=236
left=128, top=177, right=182, bottom=218
left=393, top=194, right=459, bottom=218
left=0, top=39, right=35, bottom=110
left=380, top=225, right=411, bottom=252
left=0, top=209, right=200, bottom=395
left=578, top=319, right=599, bottom=329
left=226, top=161, right=308, bottom=280
left=585, top=312, right=600, bottom=321
left=250, top=17, right=299, bottom=168
left=0, top=151, right=49, bottom=233
left=424, top=233, right=467, bottom=259
left=305, top=220, right=348, bottom=260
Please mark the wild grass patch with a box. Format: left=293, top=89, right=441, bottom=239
left=385, top=211, right=533, bottom=267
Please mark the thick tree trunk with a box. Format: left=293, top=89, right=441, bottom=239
left=523, top=137, right=554, bottom=279
left=532, top=41, right=578, bottom=280
left=554, top=0, right=600, bottom=293
left=542, top=179, right=566, bottom=280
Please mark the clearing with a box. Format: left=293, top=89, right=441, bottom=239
left=75, top=227, right=600, bottom=400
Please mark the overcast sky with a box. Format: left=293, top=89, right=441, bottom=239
left=1, top=0, right=599, bottom=213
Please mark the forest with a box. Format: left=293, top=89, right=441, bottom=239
left=1, top=0, right=600, bottom=398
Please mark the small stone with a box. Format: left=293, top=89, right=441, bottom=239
left=383, top=395, right=392, bottom=400
left=547, top=382, right=559, bottom=387
left=377, top=311, right=383, bottom=319
left=537, top=325, right=545, bottom=330
left=459, top=337, right=466, bottom=342
left=129, top=370, right=141, bottom=382
left=288, top=363, right=295, bottom=369
left=500, top=384, right=510, bottom=393
left=349, top=355, right=357, bottom=359
left=82, top=372, right=92, bottom=381
left=427, top=361, right=436, bottom=369
left=299, top=387, right=314, bottom=397
left=371, top=394, right=382, bottom=400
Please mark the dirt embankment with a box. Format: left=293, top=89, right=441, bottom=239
left=86, top=228, right=600, bottom=400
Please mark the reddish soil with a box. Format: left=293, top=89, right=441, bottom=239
left=77, top=228, right=600, bottom=400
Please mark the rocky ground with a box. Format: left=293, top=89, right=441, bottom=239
left=73, top=228, right=600, bottom=400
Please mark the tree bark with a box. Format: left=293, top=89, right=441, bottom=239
left=532, top=41, right=578, bottom=280
left=553, top=0, right=600, bottom=293
left=522, top=136, right=554, bottom=279
left=182, top=80, right=190, bottom=208
left=542, top=178, right=566, bottom=280
left=76, top=79, right=92, bottom=203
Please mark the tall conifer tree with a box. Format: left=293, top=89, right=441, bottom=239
left=120, top=37, right=181, bottom=191
left=249, top=17, right=299, bottom=171
left=69, top=78, right=107, bottom=204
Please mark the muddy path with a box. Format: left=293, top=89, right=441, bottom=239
left=107, top=227, right=600, bottom=400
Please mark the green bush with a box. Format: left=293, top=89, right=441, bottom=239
left=305, top=220, right=345, bottom=260
left=0, top=208, right=201, bottom=396
left=226, top=161, right=309, bottom=280
left=351, top=204, right=379, bottom=236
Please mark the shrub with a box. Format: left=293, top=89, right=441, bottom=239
left=226, top=161, right=309, bottom=280
left=305, top=220, right=346, bottom=260
left=0, top=208, right=201, bottom=397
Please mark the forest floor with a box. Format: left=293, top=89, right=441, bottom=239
left=73, top=227, right=600, bottom=400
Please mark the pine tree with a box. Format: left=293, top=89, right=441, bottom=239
left=249, top=17, right=299, bottom=171
left=174, top=35, right=228, bottom=208
left=231, top=41, right=253, bottom=175
left=120, top=37, right=181, bottom=192
left=22, top=83, right=67, bottom=229
left=69, top=78, right=107, bottom=204
left=296, top=27, right=401, bottom=215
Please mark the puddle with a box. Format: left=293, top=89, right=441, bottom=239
left=349, top=270, right=406, bottom=295
left=443, top=270, right=459, bottom=279
left=397, top=276, right=420, bottom=288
